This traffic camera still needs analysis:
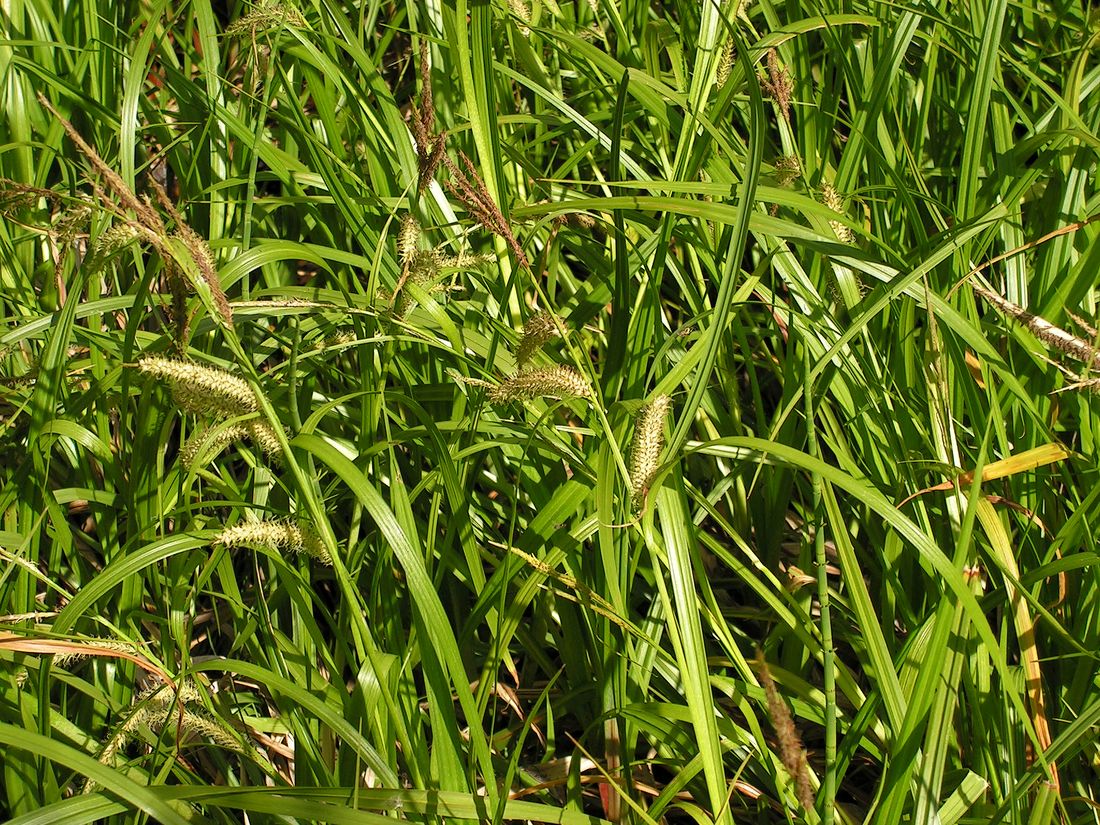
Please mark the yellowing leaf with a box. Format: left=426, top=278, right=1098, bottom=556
left=898, top=443, right=1072, bottom=507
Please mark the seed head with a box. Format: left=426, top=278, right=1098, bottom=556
left=629, top=395, right=672, bottom=509
left=172, top=223, right=233, bottom=327
left=397, top=215, right=420, bottom=267
left=488, top=366, right=591, bottom=404
left=180, top=421, right=285, bottom=467
left=758, top=654, right=815, bottom=813
left=438, top=250, right=495, bottom=268
left=52, top=203, right=93, bottom=241
left=761, top=48, right=793, bottom=123
left=226, top=3, right=307, bottom=37
left=214, top=519, right=331, bottom=565
left=51, top=639, right=140, bottom=670
left=138, top=355, right=258, bottom=419
left=516, top=311, right=561, bottom=367
left=716, top=36, right=735, bottom=89
left=508, top=0, right=531, bottom=35
left=91, top=680, right=244, bottom=790
left=822, top=183, right=853, bottom=244
left=973, top=283, right=1100, bottom=369
left=775, top=155, right=801, bottom=186
left=91, top=222, right=143, bottom=261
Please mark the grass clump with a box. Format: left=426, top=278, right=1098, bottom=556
left=0, top=1, right=1097, bottom=823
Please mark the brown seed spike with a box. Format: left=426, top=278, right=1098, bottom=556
left=37, top=94, right=164, bottom=233
left=761, top=49, right=793, bottom=124
left=443, top=151, right=529, bottom=269
left=758, top=652, right=815, bottom=814
left=972, top=284, right=1100, bottom=368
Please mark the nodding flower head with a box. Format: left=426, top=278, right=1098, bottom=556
left=138, top=356, right=258, bottom=419
left=758, top=654, right=814, bottom=813
left=92, top=680, right=244, bottom=788
left=180, top=421, right=285, bottom=468
left=488, top=365, right=591, bottom=405
left=214, top=519, right=331, bottom=565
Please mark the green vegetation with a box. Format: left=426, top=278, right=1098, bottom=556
left=1, top=1, right=1098, bottom=822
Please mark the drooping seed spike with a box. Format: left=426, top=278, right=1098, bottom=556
left=488, top=366, right=591, bottom=404
left=758, top=653, right=815, bottom=813
left=137, top=356, right=258, bottom=419
left=214, top=519, right=331, bottom=565
left=973, top=284, right=1100, bottom=368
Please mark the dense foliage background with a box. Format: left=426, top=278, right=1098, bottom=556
left=1, top=1, right=1098, bottom=823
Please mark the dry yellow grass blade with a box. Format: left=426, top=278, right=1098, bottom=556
left=898, top=443, right=1071, bottom=507
left=974, top=499, right=1060, bottom=792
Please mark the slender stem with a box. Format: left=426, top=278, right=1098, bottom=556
left=805, top=342, right=835, bottom=825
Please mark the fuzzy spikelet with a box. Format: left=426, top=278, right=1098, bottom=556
left=215, top=519, right=331, bottom=565
left=759, top=655, right=815, bottom=813
left=91, top=222, right=143, bottom=261
left=390, top=249, right=450, bottom=319
left=0, top=178, right=65, bottom=217
left=225, top=2, right=307, bottom=36
left=180, top=422, right=285, bottom=467
left=438, top=250, right=495, bottom=268
left=488, top=366, right=591, bottom=404
left=172, top=222, right=233, bottom=325
left=716, top=36, right=735, bottom=89
left=775, top=155, right=801, bottom=186
left=629, top=395, right=671, bottom=509
left=52, top=203, right=93, bottom=240
left=508, top=0, right=531, bottom=35
left=822, top=183, right=853, bottom=244
left=397, top=214, right=420, bottom=267
left=138, top=356, right=258, bottom=419
left=516, top=311, right=561, bottom=367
